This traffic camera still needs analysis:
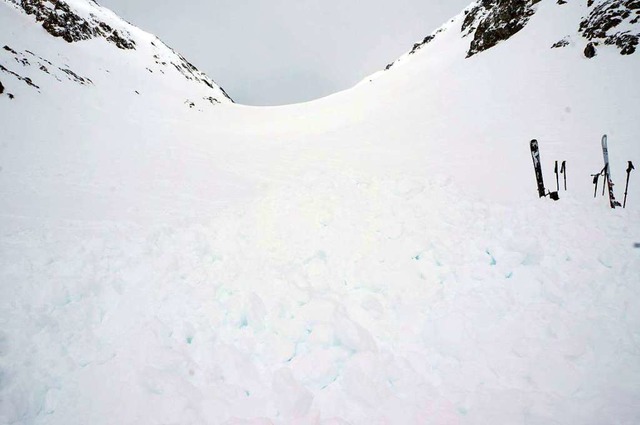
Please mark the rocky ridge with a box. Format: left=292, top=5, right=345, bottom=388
left=463, top=0, right=640, bottom=58
left=579, top=0, right=640, bottom=56
left=20, top=0, right=136, bottom=49
left=384, top=0, right=639, bottom=72
left=0, top=0, right=233, bottom=104
left=462, top=0, right=541, bottom=58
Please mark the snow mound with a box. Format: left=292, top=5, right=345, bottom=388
left=1, top=172, right=639, bottom=424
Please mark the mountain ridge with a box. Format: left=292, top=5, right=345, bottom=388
left=3, top=0, right=638, bottom=107
left=0, top=0, right=233, bottom=105
left=381, top=0, right=639, bottom=74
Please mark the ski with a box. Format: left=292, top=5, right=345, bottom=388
left=530, top=139, right=546, bottom=198
left=601, top=134, right=622, bottom=208
left=530, top=139, right=558, bottom=200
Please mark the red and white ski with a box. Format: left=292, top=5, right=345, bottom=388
left=601, top=134, right=622, bottom=209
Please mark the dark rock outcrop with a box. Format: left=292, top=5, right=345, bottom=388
left=409, top=29, right=446, bottom=56
left=383, top=0, right=639, bottom=74
left=153, top=41, right=233, bottom=102
left=0, top=64, right=40, bottom=89
left=1, top=45, right=92, bottom=89
left=384, top=27, right=445, bottom=71
left=20, top=0, right=136, bottom=49
left=551, top=37, right=571, bottom=48
left=462, top=0, right=542, bottom=58
left=0, top=80, right=4, bottom=94
left=3, top=45, right=18, bottom=55
left=584, top=41, right=598, bottom=57
left=580, top=0, right=640, bottom=55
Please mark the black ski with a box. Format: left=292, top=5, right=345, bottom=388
left=601, top=135, right=621, bottom=209
left=530, top=139, right=546, bottom=198
left=530, top=139, right=558, bottom=200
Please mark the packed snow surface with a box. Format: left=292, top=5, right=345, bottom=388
left=1, top=0, right=640, bottom=424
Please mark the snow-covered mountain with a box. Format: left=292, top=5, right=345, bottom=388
left=381, top=0, right=639, bottom=71
left=1, top=0, right=232, bottom=106
left=1, top=1, right=639, bottom=424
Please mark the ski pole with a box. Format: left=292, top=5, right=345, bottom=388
left=592, top=173, right=600, bottom=198
left=592, top=166, right=605, bottom=198
left=561, top=161, right=566, bottom=190
left=623, top=161, right=635, bottom=208
left=554, top=161, right=559, bottom=192
left=602, top=165, right=607, bottom=197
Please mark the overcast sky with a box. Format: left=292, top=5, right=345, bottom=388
left=99, top=0, right=470, bottom=105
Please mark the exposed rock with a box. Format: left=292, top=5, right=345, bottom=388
left=0, top=64, right=40, bottom=89
left=552, top=37, right=571, bottom=48
left=218, top=86, right=233, bottom=102
left=612, top=32, right=639, bottom=54
left=409, top=30, right=444, bottom=56
left=20, top=0, right=136, bottom=49
left=0, top=80, right=4, bottom=94
left=463, top=0, right=542, bottom=55
left=462, top=0, right=542, bottom=58
left=1, top=45, right=92, bottom=88
left=59, top=67, right=92, bottom=85
left=580, top=0, right=640, bottom=55
left=152, top=40, right=233, bottom=102
left=9, top=0, right=233, bottom=101
left=385, top=27, right=445, bottom=71
left=25, top=49, right=53, bottom=66
left=3, top=45, right=18, bottom=55
left=398, top=0, right=638, bottom=62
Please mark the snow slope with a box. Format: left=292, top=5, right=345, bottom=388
left=1, top=0, right=640, bottom=424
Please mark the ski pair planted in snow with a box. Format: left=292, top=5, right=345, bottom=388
left=592, top=135, right=634, bottom=209
left=529, top=137, right=634, bottom=208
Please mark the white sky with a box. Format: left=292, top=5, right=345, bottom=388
left=99, top=0, right=471, bottom=105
